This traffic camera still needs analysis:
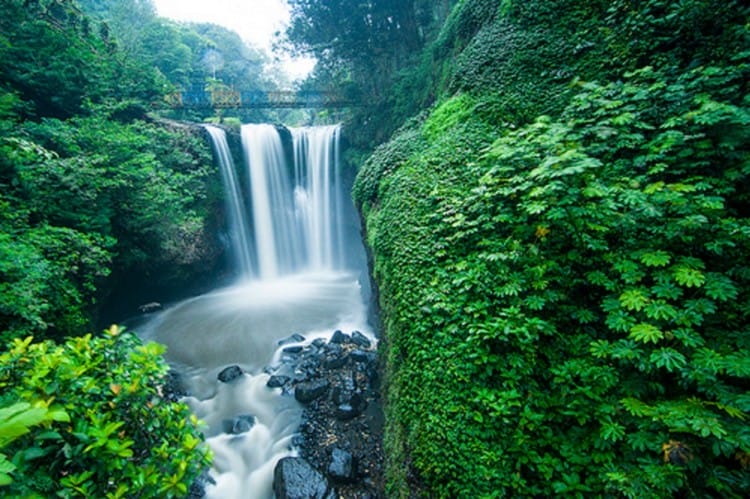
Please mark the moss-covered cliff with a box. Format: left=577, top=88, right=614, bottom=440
left=353, top=1, right=750, bottom=496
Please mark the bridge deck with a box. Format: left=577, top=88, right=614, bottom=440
left=165, top=90, right=353, bottom=109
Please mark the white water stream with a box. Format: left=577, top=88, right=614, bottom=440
left=139, top=124, right=372, bottom=498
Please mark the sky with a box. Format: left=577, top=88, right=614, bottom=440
left=152, top=0, right=315, bottom=80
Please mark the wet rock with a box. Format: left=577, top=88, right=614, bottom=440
left=273, top=457, right=332, bottom=499
left=187, top=469, right=216, bottom=499
left=335, top=395, right=367, bottom=421
left=268, top=327, right=384, bottom=497
left=283, top=345, right=304, bottom=355
left=312, top=338, right=327, bottom=348
left=295, top=379, right=330, bottom=403
left=328, top=448, right=357, bottom=483
left=351, top=331, right=371, bottom=348
left=217, top=365, right=244, bottom=383
left=221, top=414, right=255, bottom=434
left=329, top=329, right=349, bottom=344
left=323, top=353, right=349, bottom=369
left=138, top=301, right=162, bottom=313
left=350, top=349, right=376, bottom=364
left=278, top=333, right=306, bottom=346
left=267, top=375, right=291, bottom=389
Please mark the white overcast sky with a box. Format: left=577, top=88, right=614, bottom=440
left=152, top=0, right=314, bottom=79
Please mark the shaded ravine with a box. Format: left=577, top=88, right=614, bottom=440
left=137, top=124, right=380, bottom=498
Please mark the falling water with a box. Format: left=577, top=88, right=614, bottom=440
left=140, top=123, right=372, bottom=499
left=290, top=125, right=343, bottom=271
left=204, top=125, right=254, bottom=278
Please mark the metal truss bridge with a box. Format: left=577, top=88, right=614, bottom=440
left=164, top=89, right=353, bottom=109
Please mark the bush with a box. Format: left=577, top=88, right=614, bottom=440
left=0, top=326, right=210, bottom=498
left=360, top=53, right=750, bottom=496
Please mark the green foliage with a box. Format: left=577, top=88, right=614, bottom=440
left=0, top=113, right=219, bottom=341
left=0, top=326, right=210, bottom=497
left=357, top=30, right=750, bottom=498
left=0, top=401, right=69, bottom=487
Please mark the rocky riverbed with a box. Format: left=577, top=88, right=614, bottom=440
left=268, top=329, right=384, bottom=499
left=180, top=328, right=384, bottom=498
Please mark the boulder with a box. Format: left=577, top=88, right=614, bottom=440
left=217, top=365, right=244, bottom=383
left=335, top=393, right=367, bottom=420
left=278, top=333, right=306, bottom=346
left=350, top=349, right=376, bottom=364
left=351, top=331, right=371, bottom=348
left=295, top=379, right=330, bottom=403
left=267, top=375, right=291, bottom=389
left=329, top=330, right=349, bottom=344
left=232, top=414, right=255, bottom=434
left=273, top=457, right=331, bottom=499
left=328, top=448, right=357, bottom=483
left=323, top=353, right=349, bottom=369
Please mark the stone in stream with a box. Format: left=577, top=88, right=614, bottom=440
left=335, top=392, right=367, bottom=421
left=267, top=375, right=291, bottom=389
left=295, top=379, right=330, bottom=403
left=273, top=457, right=333, bottom=499
left=278, top=333, right=306, bottom=346
left=351, top=330, right=371, bottom=348
left=217, top=365, right=244, bottom=383
left=329, top=329, right=349, bottom=344
left=350, top=349, right=376, bottom=364
left=328, top=447, right=357, bottom=483
left=221, top=414, right=255, bottom=434
left=323, top=353, right=349, bottom=369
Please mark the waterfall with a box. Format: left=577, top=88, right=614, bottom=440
left=204, top=125, right=254, bottom=279
left=241, top=124, right=343, bottom=278
left=141, top=123, right=372, bottom=499
left=290, top=125, right=342, bottom=271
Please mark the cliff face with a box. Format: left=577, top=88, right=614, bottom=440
left=353, top=1, right=750, bottom=497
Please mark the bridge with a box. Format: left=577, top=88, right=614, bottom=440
left=164, top=90, right=354, bottom=109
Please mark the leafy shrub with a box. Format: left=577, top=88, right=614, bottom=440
left=361, top=53, right=750, bottom=497
left=0, top=326, right=210, bottom=498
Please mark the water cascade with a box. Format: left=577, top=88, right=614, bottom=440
left=204, top=125, right=254, bottom=278
left=140, top=123, right=372, bottom=499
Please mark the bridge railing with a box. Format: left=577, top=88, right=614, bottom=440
left=164, top=90, right=353, bottom=109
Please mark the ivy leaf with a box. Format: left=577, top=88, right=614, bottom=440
left=629, top=323, right=665, bottom=344
left=619, top=288, right=649, bottom=311
left=673, top=266, right=705, bottom=288
left=600, top=420, right=626, bottom=442
left=649, top=348, right=687, bottom=372
left=621, top=398, right=650, bottom=417
left=703, top=273, right=738, bottom=302
left=644, top=300, right=677, bottom=321
left=639, top=250, right=671, bottom=267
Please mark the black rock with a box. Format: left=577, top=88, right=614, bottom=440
left=328, top=448, right=357, bottom=483
left=312, top=338, right=327, bottom=348
left=329, top=330, right=349, bottom=344
left=233, top=414, right=255, bottom=434
left=351, top=331, right=372, bottom=348
left=217, top=365, right=244, bottom=383
left=325, top=342, right=343, bottom=356
left=283, top=345, right=304, bottom=355
left=331, top=376, right=356, bottom=405
left=323, top=354, right=349, bottom=369
left=267, top=375, right=291, bottom=388
left=295, top=379, right=330, bottom=403
left=335, top=403, right=359, bottom=420
left=278, top=333, right=306, bottom=346
left=350, top=349, right=376, bottom=364
left=273, top=457, right=331, bottom=499
left=187, top=469, right=216, bottom=499
left=335, top=392, right=367, bottom=420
